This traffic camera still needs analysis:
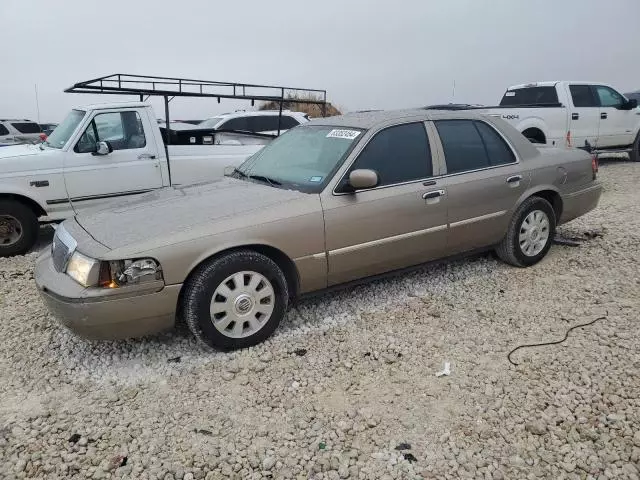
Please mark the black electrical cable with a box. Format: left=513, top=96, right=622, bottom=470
left=507, top=313, right=607, bottom=366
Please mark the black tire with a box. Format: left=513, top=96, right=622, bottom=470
left=182, top=250, right=289, bottom=350
left=0, top=200, right=39, bottom=257
left=631, top=131, right=640, bottom=162
left=496, top=196, right=556, bottom=267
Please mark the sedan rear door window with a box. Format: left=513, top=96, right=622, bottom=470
left=0, top=124, right=9, bottom=136
left=348, top=122, right=432, bottom=186
left=474, top=121, right=516, bottom=166
left=436, top=120, right=516, bottom=173
left=435, top=120, right=489, bottom=174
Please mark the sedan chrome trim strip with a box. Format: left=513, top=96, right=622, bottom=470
left=329, top=224, right=447, bottom=256
left=294, top=252, right=327, bottom=262
left=449, top=210, right=507, bottom=228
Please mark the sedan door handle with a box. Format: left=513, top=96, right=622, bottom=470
left=571, top=113, right=579, bottom=120
left=138, top=153, right=156, bottom=160
left=422, top=189, right=445, bottom=199
left=506, top=175, right=523, bottom=184
left=600, top=113, right=607, bottom=120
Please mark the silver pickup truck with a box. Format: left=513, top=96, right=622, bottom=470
left=36, top=109, right=602, bottom=350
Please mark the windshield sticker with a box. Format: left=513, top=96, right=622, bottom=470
left=326, top=129, right=361, bottom=140
left=505, top=91, right=516, bottom=97
left=309, top=176, right=323, bottom=182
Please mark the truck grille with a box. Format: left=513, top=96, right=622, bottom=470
left=51, top=224, right=77, bottom=272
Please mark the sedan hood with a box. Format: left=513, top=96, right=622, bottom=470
left=74, top=178, right=308, bottom=250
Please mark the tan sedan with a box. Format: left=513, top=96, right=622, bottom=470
left=35, top=109, right=602, bottom=349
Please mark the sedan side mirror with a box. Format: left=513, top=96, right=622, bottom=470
left=93, top=141, right=113, bottom=156
left=349, top=169, right=379, bottom=190
left=627, top=98, right=638, bottom=109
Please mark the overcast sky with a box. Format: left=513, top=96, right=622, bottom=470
left=2, top=0, right=639, bottom=122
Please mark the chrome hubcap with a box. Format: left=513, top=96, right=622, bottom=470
left=0, top=215, right=23, bottom=246
left=519, top=210, right=550, bottom=257
left=210, top=271, right=275, bottom=338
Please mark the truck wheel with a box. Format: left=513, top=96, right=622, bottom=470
left=496, top=196, right=556, bottom=267
left=631, top=132, right=640, bottom=162
left=182, top=250, right=289, bottom=350
left=0, top=200, right=39, bottom=257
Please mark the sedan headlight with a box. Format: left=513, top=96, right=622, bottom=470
left=106, top=258, right=163, bottom=287
left=64, top=252, right=163, bottom=289
left=66, top=251, right=101, bottom=287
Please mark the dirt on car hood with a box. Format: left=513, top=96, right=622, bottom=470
left=75, top=178, right=307, bottom=250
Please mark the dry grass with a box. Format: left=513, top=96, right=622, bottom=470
left=259, top=92, right=342, bottom=118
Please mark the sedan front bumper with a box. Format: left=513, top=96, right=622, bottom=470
left=35, top=250, right=181, bottom=340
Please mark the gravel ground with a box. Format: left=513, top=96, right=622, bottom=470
left=1, top=160, right=639, bottom=480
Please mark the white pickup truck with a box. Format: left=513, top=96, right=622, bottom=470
left=478, top=81, right=640, bottom=160
left=0, top=101, right=273, bottom=256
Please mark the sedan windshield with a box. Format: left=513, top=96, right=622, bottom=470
left=198, top=117, right=224, bottom=129
left=45, top=110, right=86, bottom=149
left=235, top=125, right=363, bottom=193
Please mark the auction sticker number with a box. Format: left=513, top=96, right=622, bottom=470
left=326, top=129, right=361, bottom=140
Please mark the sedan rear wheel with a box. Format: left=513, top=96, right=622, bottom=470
left=496, top=196, right=556, bottom=267
left=182, top=250, right=289, bottom=350
left=518, top=210, right=550, bottom=257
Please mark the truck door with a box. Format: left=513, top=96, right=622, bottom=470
left=593, top=85, right=636, bottom=148
left=567, top=84, right=600, bottom=149
left=63, top=109, right=164, bottom=211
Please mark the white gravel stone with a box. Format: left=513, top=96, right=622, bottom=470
left=0, top=161, right=639, bottom=479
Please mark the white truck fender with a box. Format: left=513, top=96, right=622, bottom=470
left=0, top=184, right=48, bottom=216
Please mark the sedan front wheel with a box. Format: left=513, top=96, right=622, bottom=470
left=182, top=250, right=289, bottom=350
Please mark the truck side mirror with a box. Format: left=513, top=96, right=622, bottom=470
left=93, top=141, right=113, bottom=156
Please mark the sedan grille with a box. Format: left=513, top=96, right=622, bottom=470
left=51, top=225, right=77, bottom=272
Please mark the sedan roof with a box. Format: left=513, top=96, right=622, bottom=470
left=308, top=108, right=485, bottom=130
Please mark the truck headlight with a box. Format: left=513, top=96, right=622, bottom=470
left=66, top=251, right=100, bottom=287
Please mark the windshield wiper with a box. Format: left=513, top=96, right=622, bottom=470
left=248, top=174, right=282, bottom=187
left=230, top=167, right=247, bottom=178
left=229, top=167, right=281, bottom=187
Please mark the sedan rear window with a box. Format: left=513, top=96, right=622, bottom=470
left=11, top=122, right=41, bottom=134
left=499, top=86, right=559, bottom=106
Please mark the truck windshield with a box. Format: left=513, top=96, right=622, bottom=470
left=234, top=125, right=363, bottom=193
left=499, top=86, right=559, bottom=106
left=45, top=110, right=86, bottom=149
